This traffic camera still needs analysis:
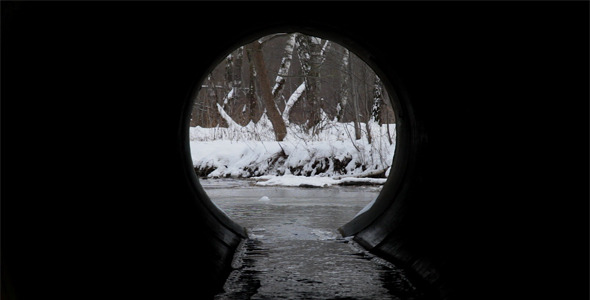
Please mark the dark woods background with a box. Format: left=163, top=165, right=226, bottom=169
left=2, top=2, right=588, bottom=300
left=190, top=34, right=395, bottom=129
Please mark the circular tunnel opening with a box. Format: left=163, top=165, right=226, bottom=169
left=183, top=29, right=422, bottom=299
left=188, top=32, right=397, bottom=227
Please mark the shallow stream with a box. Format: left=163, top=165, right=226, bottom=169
left=201, top=178, right=423, bottom=300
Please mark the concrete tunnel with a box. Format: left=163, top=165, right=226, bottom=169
left=182, top=27, right=445, bottom=297
left=2, top=3, right=586, bottom=300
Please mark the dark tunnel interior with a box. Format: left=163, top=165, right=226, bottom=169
left=2, top=2, right=588, bottom=300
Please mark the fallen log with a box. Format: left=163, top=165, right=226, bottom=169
left=333, top=168, right=389, bottom=180
left=337, top=177, right=387, bottom=186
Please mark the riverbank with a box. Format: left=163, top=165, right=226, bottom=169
left=189, top=122, right=396, bottom=184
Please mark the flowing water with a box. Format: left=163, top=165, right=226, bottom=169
left=201, top=178, right=424, bottom=300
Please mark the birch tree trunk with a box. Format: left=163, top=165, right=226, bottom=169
left=282, top=37, right=330, bottom=126
left=272, top=33, right=297, bottom=101
left=249, top=41, right=287, bottom=141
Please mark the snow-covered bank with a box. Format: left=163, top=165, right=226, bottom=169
left=189, top=119, right=395, bottom=181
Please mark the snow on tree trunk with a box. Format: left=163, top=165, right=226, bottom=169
left=320, top=39, right=331, bottom=63
left=249, top=41, right=287, bottom=141
left=295, top=35, right=330, bottom=135
left=282, top=36, right=330, bottom=127
left=272, top=33, right=296, bottom=100
left=222, top=48, right=243, bottom=110
left=216, top=103, right=241, bottom=128
left=282, top=81, right=305, bottom=124
left=222, top=87, right=235, bottom=106
left=371, top=75, right=383, bottom=124
left=296, top=34, right=312, bottom=75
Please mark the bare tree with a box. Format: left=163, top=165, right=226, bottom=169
left=248, top=40, right=287, bottom=141
left=190, top=32, right=396, bottom=144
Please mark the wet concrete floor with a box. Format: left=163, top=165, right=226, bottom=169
left=202, top=178, right=425, bottom=300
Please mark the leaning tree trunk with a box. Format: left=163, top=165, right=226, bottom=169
left=249, top=41, right=287, bottom=141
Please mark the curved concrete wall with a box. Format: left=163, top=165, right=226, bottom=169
left=3, top=3, right=586, bottom=300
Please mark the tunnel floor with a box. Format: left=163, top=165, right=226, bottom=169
left=203, top=179, right=424, bottom=299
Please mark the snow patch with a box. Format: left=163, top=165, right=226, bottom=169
left=254, top=175, right=339, bottom=187
left=310, top=229, right=338, bottom=240
left=254, top=174, right=386, bottom=188
left=190, top=122, right=395, bottom=179
left=190, top=119, right=396, bottom=182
